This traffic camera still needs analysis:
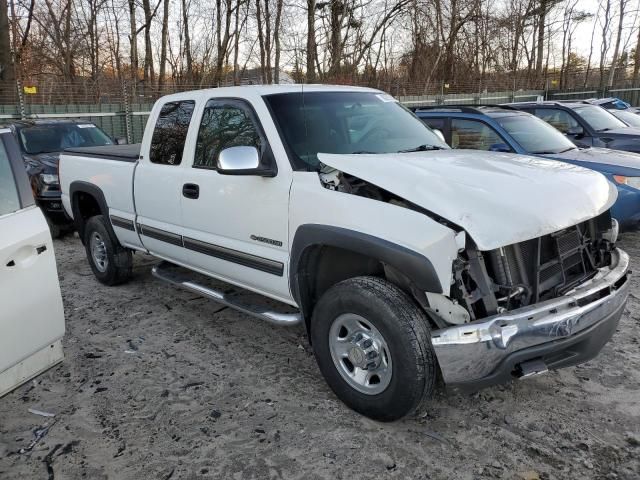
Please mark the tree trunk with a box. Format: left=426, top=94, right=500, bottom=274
left=181, top=0, right=193, bottom=82
left=306, top=0, right=316, bottom=81
left=273, top=0, right=283, bottom=83
left=158, top=0, right=169, bottom=91
left=128, top=0, right=138, bottom=83
left=535, top=0, right=546, bottom=82
left=607, top=0, right=625, bottom=87
left=256, top=0, right=266, bottom=82
left=142, top=0, right=155, bottom=85
left=329, top=0, right=342, bottom=76
left=0, top=0, right=16, bottom=94
left=633, top=21, right=640, bottom=87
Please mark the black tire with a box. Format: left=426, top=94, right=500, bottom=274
left=83, top=215, right=132, bottom=285
left=311, top=276, right=437, bottom=421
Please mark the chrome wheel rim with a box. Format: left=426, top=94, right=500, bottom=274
left=90, top=232, right=108, bottom=273
left=329, top=313, right=393, bottom=395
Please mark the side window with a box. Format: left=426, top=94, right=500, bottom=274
left=149, top=100, right=195, bottom=165
left=194, top=102, right=262, bottom=169
left=0, top=143, right=21, bottom=216
left=450, top=119, right=505, bottom=150
left=535, top=108, right=579, bottom=134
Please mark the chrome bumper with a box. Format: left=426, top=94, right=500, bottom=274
left=432, top=248, right=630, bottom=386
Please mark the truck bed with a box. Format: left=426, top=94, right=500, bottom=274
left=64, top=144, right=141, bottom=162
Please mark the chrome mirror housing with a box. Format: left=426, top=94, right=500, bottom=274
left=217, top=146, right=260, bottom=172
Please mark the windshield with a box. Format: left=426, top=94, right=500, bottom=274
left=18, top=123, right=113, bottom=154
left=496, top=114, right=576, bottom=154
left=573, top=105, right=627, bottom=132
left=612, top=110, right=640, bottom=128
left=263, top=91, right=449, bottom=170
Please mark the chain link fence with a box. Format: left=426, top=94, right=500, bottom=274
left=1, top=78, right=639, bottom=143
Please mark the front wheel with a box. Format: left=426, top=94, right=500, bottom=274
left=83, top=215, right=132, bottom=285
left=310, top=276, right=437, bottom=421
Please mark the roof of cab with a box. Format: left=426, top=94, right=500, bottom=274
left=155, top=84, right=383, bottom=102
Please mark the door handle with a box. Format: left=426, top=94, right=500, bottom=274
left=182, top=183, right=200, bottom=199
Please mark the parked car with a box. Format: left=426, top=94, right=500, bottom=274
left=0, top=126, right=65, bottom=397
left=584, top=97, right=640, bottom=114
left=2, top=119, right=124, bottom=237
left=60, top=86, right=629, bottom=421
left=609, top=109, right=640, bottom=128
left=415, top=105, right=640, bottom=229
left=505, top=101, right=640, bottom=153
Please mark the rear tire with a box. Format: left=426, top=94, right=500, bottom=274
left=310, top=276, right=437, bottom=421
left=84, top=215, right=132, bottom=285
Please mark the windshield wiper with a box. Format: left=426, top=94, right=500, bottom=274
left=397, top=144, right=444, bottom=153
left=597, top=127, right=612, bottom=132
left=350, top=150, right=378, bottom=154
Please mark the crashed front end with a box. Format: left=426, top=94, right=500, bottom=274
left=432, top=211, right=630, bottom=392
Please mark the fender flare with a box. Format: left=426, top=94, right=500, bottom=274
left=289, top=224, right=443, bottom=318
left=69, top=181, right=115, bottom=243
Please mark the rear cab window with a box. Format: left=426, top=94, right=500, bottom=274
left=150, top=100, right=196, bottom=165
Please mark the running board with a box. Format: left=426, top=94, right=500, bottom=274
left=151, top=262, right=302, bottom=326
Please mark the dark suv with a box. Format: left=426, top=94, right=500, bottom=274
left=505, top=101, right=640, bottom=153
left=2, top=120, right=121, bottom=237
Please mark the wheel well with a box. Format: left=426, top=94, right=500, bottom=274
left=72, top=191, right=102, bottom=241
left=295, top=245, right=423, bottom=334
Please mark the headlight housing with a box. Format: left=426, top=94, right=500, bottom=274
left=40, top=173, right=59, bottom=185
left=613, top=175, right=640, bottom=189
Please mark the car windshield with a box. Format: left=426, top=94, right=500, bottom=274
left=612, top=110, right=640, bottom=128
left=18, top=123, right=113, bottom=154
left=573, top=105, right=627, bottom=132
left=495, top=114, right=576, bottom=154
left=263, top=91, right=449, bottom=170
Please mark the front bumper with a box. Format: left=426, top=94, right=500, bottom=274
left=432, top=248, right=630, bottom=392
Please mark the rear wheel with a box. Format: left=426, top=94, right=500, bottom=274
left=83, top=215, right=132, bottom=285
left=311, top=276, right=437, bottom=421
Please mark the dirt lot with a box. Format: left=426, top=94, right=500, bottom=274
left=1, top=232, right=639, bottom=480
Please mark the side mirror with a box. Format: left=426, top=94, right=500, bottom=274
left=432, top=129, right=446, bottom=143
left=217, top=146, right=274, bottom=176
left=114, top=137, right=128, bottom=145
left=489, top=143, right=511, bottom=153
left=567, top=126, right=584, bottom=138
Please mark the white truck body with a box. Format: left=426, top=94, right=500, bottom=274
left=59, top=85, right=629, bottom=420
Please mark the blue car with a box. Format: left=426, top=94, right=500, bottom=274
left=413, top=105, right=640, bottom=230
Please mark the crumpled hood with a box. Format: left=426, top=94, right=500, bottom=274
left=319, top=150, right=617, bottom=251
left=541, top=147, right=640, bottom=170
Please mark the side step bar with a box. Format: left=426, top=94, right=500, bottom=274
left=151, top=262, right=303, bottom=326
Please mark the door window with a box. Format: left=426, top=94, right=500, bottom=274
left=450, top=119, right=506, bottom=150
left=149, top=100, right=195, bottom=165
left=534, top=108, right=580, bottom=134
left=0, top=144, right=20, bottom=216
left=194, top=102, right=262, bottom=169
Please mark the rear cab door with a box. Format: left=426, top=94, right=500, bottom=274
left=0, top=129, right=65, bottom=397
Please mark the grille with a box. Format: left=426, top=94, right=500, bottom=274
left=490, top=212, right=609, bottom=305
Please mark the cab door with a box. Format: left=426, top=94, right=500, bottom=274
left=133, top=99, right=196, bottom=264
left=179, top=98, right=292, bottom=303
left=0, top=131, right=65, bottom=397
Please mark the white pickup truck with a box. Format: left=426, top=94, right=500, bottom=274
left=60, top=85, right=630, bottom=421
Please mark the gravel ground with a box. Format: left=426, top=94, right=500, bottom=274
left=1, top=232, right=639, bottom=480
